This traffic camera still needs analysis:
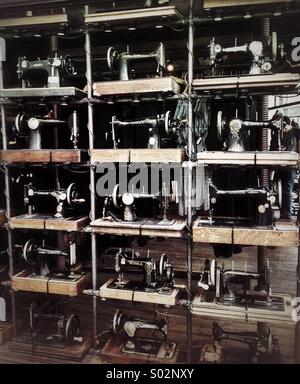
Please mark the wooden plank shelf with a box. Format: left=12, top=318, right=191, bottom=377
left=85, top=6, right=181, bottom=24
left=10, top=214, right=89, bottom=232
left=89, top=219, right=186, bottom=238
left=0, top=149, right=88, bottom=164
left=193, top=218, right=299, bottom=247
left=93, top=76, right=185, bottom=97
left=197, top=151, right=299, bottom=166
left=191, top=294, right=294, bottom=326
left=91, top=149, right=130, bottom=163
left=0, top=323, right=13, bottom=345
left=12, top=269, right=91, bottom=297
left=100, top=278, right=180, bottom=306
left=193, top=73, right=300, bottom=95
left=0, top=87, right=86, bottom=99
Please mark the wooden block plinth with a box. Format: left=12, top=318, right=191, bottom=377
left=91, top=149, right=130, bottom=163
left=12, top=269, right=91, bottom=297
left=50, top=149, right=87, bottom=163
left=93, top=76, right=184, bottom=97
left=130, top=149, right=185, bottom=163
left=10, top=214, right=89, bottom=231
left=90, top=219, right=186, bottom=238
left=100, top=278, right=179, bottom=306
left=0, top=323, right=13, bottom=345
left=191, top=294, right=294, bottom=326
left=9, top=334, right=91, bottom=362
left=193, top=219, right=299, bottom=247
left=0, top=150, right=51, bottom=163
left=197, top=151, right=299, bottom=166
left=101, top=337, right=179, bottom=364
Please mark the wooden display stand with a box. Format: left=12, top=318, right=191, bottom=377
left=101, top=337, right=179, bottom=364
left=193, top=218, right=299, bottom=247
left=10, top=214, right=89, bottom=231
left=9, top=334, right=91, bottom=362
left=0, top=322, right=13, bottom=345
left=12, top=270, right=91, bottom=297
left=197, top=151, right=299, bottom=167
left=90, top=218, right=186, bottom=238
left=93, top=76, right=185, bottom=97
left=100, top=278, right=180, bottom=306
left=0, top=149, right=87, bottom=164
left=91, top=149, right=130, bottom=163
left=191, top=294, right=294, bottom=325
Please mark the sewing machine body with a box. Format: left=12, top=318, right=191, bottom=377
left=17, top=55, right=77, bottom=88
left=111, top=310, right=176, bottom=359
left=107, top=43, right=165, bottom=81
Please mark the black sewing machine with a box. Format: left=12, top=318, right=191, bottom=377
left=17, top=54, right=77, bottom=88
left=102, top=183, right=175, bottom=225
left=108, top=248, right=174, bottom=294
left=15, top=110, right=80, bottom=150
left=217, top=110, right=283, bottom=152
left=206, top=179, right=275, bottom=227
left=111, top=309, right=177, bottom=359
left=25, top=300, right=81, bottom=348
left=201, top=322, right=281, bottom=364
left=24, top=182, right=85, bottom=219
left=21, top=238, right=84, bottom=283
left=198, top=259, right=285, bottom=311
left=107, top=42, right=165, bottom=80
left=209, top=33, right=285, bottom=76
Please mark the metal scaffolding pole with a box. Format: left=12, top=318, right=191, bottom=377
left=186, top=0, right=194, bottom=364
left=85, top=5, right=98, bottom=350
left=296, top=235, right=300, bottom=363
left=0, top=54, right=17, bottom=336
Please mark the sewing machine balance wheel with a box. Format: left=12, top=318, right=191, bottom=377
left=271, top=32, right=278, bottom=61
left=107, top=47, right=119, bottom=71
left=15, top=113, right=29, bottom=136
left=164, top=111, right=172, bottom=136
left=112, top=309, right=125, bottom=335
left=217, top=111, right=225, bottom=141
left=65, top=314, right=80, bottom=343
left=62, top=55, right=77, bottom=77
left=159, top=254, right=169, bottom=277
left=66, top=183, right=77, bottom=206
left=112, top=184, right=121, bottom=209
left=210, top=259, right=216, bottom=286
left=23, top=239, right=38, bottom=263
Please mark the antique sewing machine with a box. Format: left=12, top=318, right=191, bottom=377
left=201, top=322, right=281, bottom=364
left=15, top=110, right=80, bottom=150
left=206, top=179, right=275, bottom=227
left=102, top=183, right=175, bottom=225
left=108, top=248, right=174, bottom=294
left=20, top=238, right=84, bottom=283
left=111, top=309, right=177, bottom=359
left=17, top=54, right=77, bottom=88
left=107, top=42, right=166, bottom=80
left=28, top=300, right=81, bottom=347
left=197, top=259, right=284, bottom=311
left=217, top=110, right=283, bottom=152
left=24, top=182, right=85, bottom=218
left=209, top=33, right=285, bottom=76
left=110, top=113, right=171, bottom=149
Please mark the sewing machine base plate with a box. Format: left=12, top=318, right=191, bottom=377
left=191, top=294, right=293, bottom=325
left=12, top=269, right=91, bottom=297
left=101, top=337, right=179, bottom=364
left=0, top=322, right=13, bottom=345
left=10, top=214, right=89, bottom=231
left=100, top=278, right=179, bottom=306
left=107, top=279, right=174, bottom=295
left=9, top=332, right=91, bottom=361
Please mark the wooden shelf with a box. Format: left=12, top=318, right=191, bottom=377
left=197, top=151, right=299, bottom=166
left=12, top=269, right=91, bottom=297
left=85, top=6, right=181, bottom=24
left=10, top=214, right=89, bottom=232
left=89, top=218, right=186, bottom=238
left=91, top=148, right=185, bottom=163
left=100, top=278, right=180, bottom=306
left=0, top=87, right=86, bottom=99
left=0, top=13, right=70, bottom=28
left=191, top=294, right=294, bottom=326
left=0, top=323, right=13, bottom=345
left=193, top=73, right=300, bottom=95
left=193, top=218, right=299, bottom=247
left=0, top=149, right=87, bottom=164
left=93, top=76, right=185, bottom=97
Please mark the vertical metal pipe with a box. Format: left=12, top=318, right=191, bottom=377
left=186, top=0, right=194, bottom=364
left=0, top=59, right=17, bottom=336
left=257, top=18, right=270, bottom=286
left=85, top=5, right=98, bottom=349
left=296, top=234, right=300, bottom=363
